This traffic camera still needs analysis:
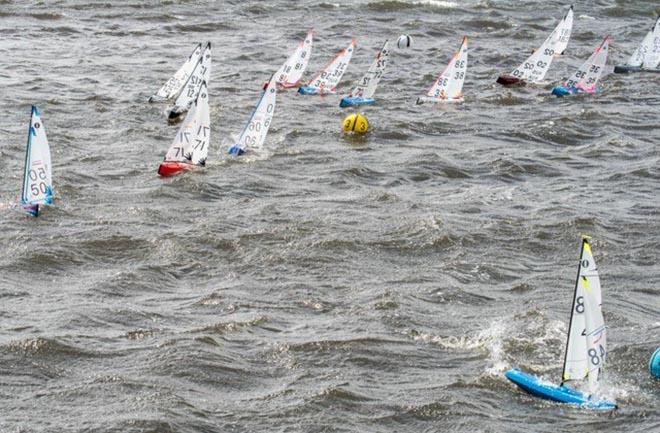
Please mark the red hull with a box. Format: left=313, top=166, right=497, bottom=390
left=158, top=161, right=195, bottom=177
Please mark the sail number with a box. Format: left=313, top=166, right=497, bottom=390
left=28, top=167, right=48, bottom=196
left=575, top=295, right=585, bottom=313
left=588, top=345, right=606, bottom=367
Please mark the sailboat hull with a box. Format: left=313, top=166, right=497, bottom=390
left=496, top=75, right=525, bottom=86
left=157, top=161, right=197, bottom=177
left=339, top=96, right=375, bottom=108
left=613, top=65, right=660, bottom=74
left=505, top=369, right=617, bottom=410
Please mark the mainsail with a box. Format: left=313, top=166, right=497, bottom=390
left=564, top=37, right=609, bottom=91
left=171, top=42, right=211, bottom=114
left=626, top=16, right=660, bottom=69
left=562, top=238, right=605, bottom=386
left=419, top=36, right=468, bottom=103
left=275, top=30, right=314, bottom=88
left=150, top=43, right=203, bottom=102
left=551, top=5, right=574, bottom=55
left=21, top=105, right=53, bottom=214
left=303, top=40, right=356, bottom=94
left=347, top=40, right=389, bottom=99
left=163, top=82, right=210, bottom=166
left=511, top=7, right=573, bottom=83
left=230, top=77, right=277, bottom=155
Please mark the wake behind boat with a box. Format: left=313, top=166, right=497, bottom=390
left=339, top=40, right=389, bottom=108
left=167, top=42, right=211, bottom=123
left=416, top=36, right=468, bottom=104
left=506, top=236, right=617, bottom=411
left=229, top=76, right=277, bottom=156
left=158, top=82, right=210, bottom=177
left=614, top=16, right=660, bottom=74
left=552, top=36, right=609, bottom=97
left=20, top=106, right=53, bottom=217
left=497, top=5, right=573, bottom=86
left=298, top=40, right=356, bottom=96
left=149, top=43, right=203, bottom=103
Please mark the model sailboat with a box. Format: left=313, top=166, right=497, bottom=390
left=505, top=237, right=617, bottom=411
left=158, top=82, right=210, bottom=177
left=339, top=40, right=389, bottom=107
left=229, top=76, right=277, bottom=156
left=298, top=40, right=356, bottom=95
left=21, top=106, right=53, bottom=217
left=497, top=6, right=573, bottom=86
left=167, top=42, right=211, bottom=122
left=614, top=16, right=660, bottom=74
left=274, top=30, right=314, bottom=88
left=552, top=37, right=609, bottom=97
left=149, top=43, right=203, bottom=103
left=416, top=36, right=468, bottom=104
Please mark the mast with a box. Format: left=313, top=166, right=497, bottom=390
left=21, top=107, right=35, bottom=204
left=561, top=236, right=588, bottom=385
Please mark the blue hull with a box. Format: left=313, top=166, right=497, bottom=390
left=505, top=369, right=617, bottom=411
left=551, top=86, right=577, bottom=97
left=650, top=348, right=660, bottom=379
left=298, top=86, right=320, bottom=96
left=339, top=96, right=375, bottom=108
left=228, top=146, right=245, bottom=156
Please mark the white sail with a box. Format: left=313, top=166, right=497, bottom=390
left=641, top=16, right=660, bottom=69
left=551, top=6, right=574, bottom=55
left=172, top=43, right=211, bottom=112
left=511, top=10, right=569, bottom=83
left=584, top=285, right=607, bottom=395
left=232, top=77, right=277, bottom=153
left=150, top=43, right=203, bottom=102
left=21, top=106, right=53, bottom=206
left=164, top=82, right=210, bottom=165
left=628, top=29, right=654, bottom=67
left=565, top=37, right=609, bottom=91
left=305, top=40, right=356, bottom=94
left=421, top=36, right=468, bottom=102
left=348, top=40, right=389, bottom=99
left=562, top=238, right=603, bottom=383
left=275, top=30, right=313, bottom=88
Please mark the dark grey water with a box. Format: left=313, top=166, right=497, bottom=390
left=1, top=0, right=659, bottom=431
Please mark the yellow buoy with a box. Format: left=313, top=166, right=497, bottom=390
left=342, top=113, right=369, bottom=135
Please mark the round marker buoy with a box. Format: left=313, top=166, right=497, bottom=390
left=342, top=113, right=369, bottom=135
left=650, top=348, right=660, bottom=379
left=397, top=34, right=412, bottom=49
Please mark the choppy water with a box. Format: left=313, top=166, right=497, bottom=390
left=1, top=0, right=659, bottom=431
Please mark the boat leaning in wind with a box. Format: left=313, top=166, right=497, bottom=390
left=20, top=106, right=53, bottom=217
left=339, top=40, right=389, bottom=107
left=298, top=39, right=356, bottom=96
left=497, top=5, right=573, bottom=86
left=614, top=16, right=660, bottom=74
left=149, top=43, right=203, bottom=103
left=552, top=36, right=610, bottom=97
left=273, top=29, right=314, bottom=89
left=416, top=36, right=468, bottom=104
left=505, top=236, right=617, bottom=411
left=229, top=76, right=277, bottom=156
left=167, top=42, right=211, bottom=123
left=158, top=82, right=210, bottom=177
